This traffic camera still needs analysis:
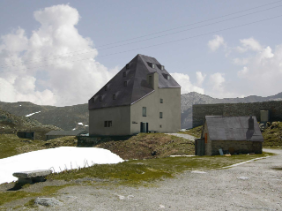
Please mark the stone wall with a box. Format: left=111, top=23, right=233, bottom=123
left=193, top=101, right=282, bottom=128
left=209, top=140, right=262, bottom=155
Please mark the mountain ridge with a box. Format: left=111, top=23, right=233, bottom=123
left=0, top=92, right=281, bottom=130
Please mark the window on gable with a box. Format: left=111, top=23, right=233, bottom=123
left=142, top=107, right=147, bottom=117
left=99, top=96, right=102, bottom=102
left=160, top=99, right=163, bottom=103
left=126, top=64, right=129, bottom=69
left=124, top=81, right=128, bottom=87
left=123, top=71, right=127, bottom=77
left=105, top=85, right=108, bottom=91
left=113, top=94, right=116, bottom=100
left=159, top=112, right=163, bottom=119
left=104, top=121, right=112, bottom=127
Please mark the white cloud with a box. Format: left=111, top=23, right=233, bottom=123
left=237, top=66, right=248, bottom=77
left=196, top=71, right=206, bottom=86
left=208, top=35, right=225, bottom=51
left=208, top=73, right=225, bottom=92
left=237, top=37, right=262, bottom=52
left=0, top=4, right=116, bottom=106
left=170, top=73, right=204, bottom=94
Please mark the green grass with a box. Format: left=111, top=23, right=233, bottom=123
left=262, top=122, right=282, bottom=148
left=178, top=125, right=203, bottom=138
left=47, top=151, right=273, bottom=186
left=0, top=185, right=71, bottom=207
left=0, top=134, right=77, bottom=159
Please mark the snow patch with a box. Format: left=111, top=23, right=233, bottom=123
left=0, top=147, right=124, bottom=184
left=77, top=122, right=83, bottom=125
left=19, top=105, right=22, bottom=106
left=25, top=111, right=41, bottom=117
left=72, top=128, right=76, bottom=131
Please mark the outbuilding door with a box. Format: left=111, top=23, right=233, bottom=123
left=195, top=139, right=205, bottom=156
left=140, top=122, right=149, bottom=133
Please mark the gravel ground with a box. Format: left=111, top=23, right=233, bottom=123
left=23, top=148, right=282, bottom=211
left=166, top=133, right=196, bottom=141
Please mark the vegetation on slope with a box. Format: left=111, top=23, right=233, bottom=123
left=178, top=125, right=203, bottom=138
left=262, top=121, right=282, bottom=148
left=0, top=134, right=77, bottom=159
left=96, top=133, right=195, bottom=160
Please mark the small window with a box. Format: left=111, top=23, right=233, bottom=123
left=123, top=71, right=127, bottom=77
left=104, top=121, right=112, bottom=127
left=160, top=99, right=163, bottom=103
left=99, top=96, right=102, bottom=102
left=142, top=107, right=147, bottom=117
left=126, top=64, right=129, bottom=69
left=160, top=125, right=162, bottom=128
left=124, top=81, right=128, bottom=87
left=167, top=75, right=170, bottom=80
left=113, top=94, right=116, bottom=100
left=159, top=112, right=163, bottom=119
left=105, top=85, right=108, bottom=91
left=161, top=65, right=164, bottom=70
left=152, top=64, right=155, bottom=68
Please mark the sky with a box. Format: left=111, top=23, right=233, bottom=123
left=0, top=0, right=281, bottom=107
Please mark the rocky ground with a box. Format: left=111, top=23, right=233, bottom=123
left=1, top=148, right=278, bottom=211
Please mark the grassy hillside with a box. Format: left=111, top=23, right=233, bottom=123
left=0, top=134, right=78, bottom=159
left=96, top=133, right=195, bottom=160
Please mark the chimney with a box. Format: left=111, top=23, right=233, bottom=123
left=248, top=116, right=254, bottom=130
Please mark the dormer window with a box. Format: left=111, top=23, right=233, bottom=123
left=161, top=65, right=164, bottom=70
left=152, top=64, right=155, bottom=69
left=124, top=81, right=128, bottom=87
left=162, top=73, right=170, bottom=80
left=113, top=94, right=116, bottom=100
left=126, top=64, right=130, bottom=69
left=123, top=71, right=127, bottom=77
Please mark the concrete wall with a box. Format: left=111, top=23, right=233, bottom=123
left=89, top=106, right=131, bottom=136
left=193, top=101, right=282, bottom=128
left=130, top=87, right=181, bottom=134
left=209, top=140, right=262, bottom=155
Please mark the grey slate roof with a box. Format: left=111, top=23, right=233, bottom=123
left=88, top=54, right=180, bottom=110
left=205, top=116, right=263, bottom=142
left=45, top=130, right=87, bottom=136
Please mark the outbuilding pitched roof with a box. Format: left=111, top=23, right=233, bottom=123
left=205, top=116, right=264, bottom=142
left=45, top=130, right=87, bottom=136
left=88, top=54, right=180, bottom=110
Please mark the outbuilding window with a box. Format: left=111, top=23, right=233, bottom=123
left=159, top=112, right=163, bottom=119
left=160, top=99, right=163, bottom=103
left=104, top=121, right=112, bottom=127
left=142, top=107, right=147, bottom=117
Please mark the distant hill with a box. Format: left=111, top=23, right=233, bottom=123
left=0, top=108, right=61, bottom=140
left=0, top=91, right=281, bottom=131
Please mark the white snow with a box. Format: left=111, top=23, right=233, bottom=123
left=191, top=170, right=207, bottom=174
left=19, top=105, right=22, bottom=106
left=72, top=128, right=76, bottom=130
left=85, top=125, right=88, bottom=127
left=25, top=111, right=41, bottom=117
left=0, top=147, right=123, bottom=184
left=77, top=122, right=83, bottom=125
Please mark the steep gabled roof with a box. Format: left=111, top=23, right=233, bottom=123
left=88, top=54, right=180, bottom=110
left=205, top=116, right=263, bottom=142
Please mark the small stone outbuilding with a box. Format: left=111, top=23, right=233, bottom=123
left=199, top=115, right=263, bottom=155
left=45, top=130, right=87, bottom=141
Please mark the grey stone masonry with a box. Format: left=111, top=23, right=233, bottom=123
left=13, top=169, right=52, bottom=184
left=193, top=100, right=282, bottom=128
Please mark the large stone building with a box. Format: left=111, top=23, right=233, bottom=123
left=88, top=54, right=181, bottom=136
left=197, top=115, right=263, bottom=155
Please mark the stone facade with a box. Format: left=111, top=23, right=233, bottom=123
left=193, top=101, right=282, bottom=128
left=209, top=140, right=262, bottom=155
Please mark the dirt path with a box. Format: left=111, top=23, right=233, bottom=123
left=166, top=133, right=196, bottom=141
left=22, top=148, right=281, bottom=211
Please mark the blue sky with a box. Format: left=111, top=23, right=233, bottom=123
left=0, top=0, right=281, bottom=106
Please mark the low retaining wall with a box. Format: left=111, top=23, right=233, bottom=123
left=210, top=140, right=262, bottom=155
